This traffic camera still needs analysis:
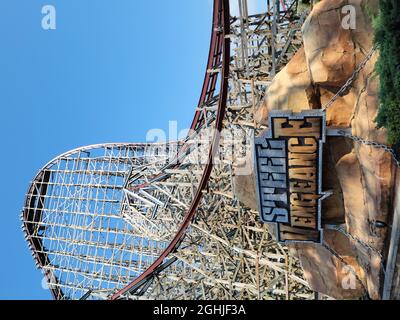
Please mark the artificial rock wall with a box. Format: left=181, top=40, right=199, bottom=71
left=234, top=0, right=398, bottom=299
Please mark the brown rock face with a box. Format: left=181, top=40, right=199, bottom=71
left=321, top=137, right=351, bottom=224
left=293, top=230, right=366, bottom=299
left=233, top=168, right=257, bottom=211
left=335, top=149, right=394, bottom=299
left=302, top=0, right=356, bottom=88
left=255, top=48, right=312, bottom=125
left=234, top=0, right=398, bottom=299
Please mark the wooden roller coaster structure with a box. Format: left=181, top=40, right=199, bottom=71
left=22, top=0, right=314, bottom=300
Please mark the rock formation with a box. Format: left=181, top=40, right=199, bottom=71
left=234, top=0, right=399, bottom=299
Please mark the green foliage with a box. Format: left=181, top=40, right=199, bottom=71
left=362, top=1, right=379, bottom=23
left=374, top=0, right=400, bottom=144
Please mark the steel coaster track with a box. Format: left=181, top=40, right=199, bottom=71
left=22, top=0, right=306, bottom=300
left=110, top=0, right=231, bottom=300
left=22, top=143, right=171, bottom=300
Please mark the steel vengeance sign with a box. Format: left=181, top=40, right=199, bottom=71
left=254, top=110, right=329, bottom=244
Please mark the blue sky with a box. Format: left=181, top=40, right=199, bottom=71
left=0, top=0, right=213, bottom=299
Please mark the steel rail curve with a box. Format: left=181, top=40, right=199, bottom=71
left=110, top=0, right=231, bottom=300
left=130, top=0, right=227, bottom=192
left=22, top=142, right=169, bottom=300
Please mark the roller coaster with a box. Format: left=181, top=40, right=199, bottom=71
left=22, top=0, right=315, bottom=300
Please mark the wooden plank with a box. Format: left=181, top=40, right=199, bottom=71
left=273, top=118, right=321, bottom=139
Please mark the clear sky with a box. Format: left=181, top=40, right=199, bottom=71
left=0, top=0, right=213, bottom=299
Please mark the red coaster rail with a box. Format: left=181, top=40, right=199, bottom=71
left=110, top=0, right=231, bottom=300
